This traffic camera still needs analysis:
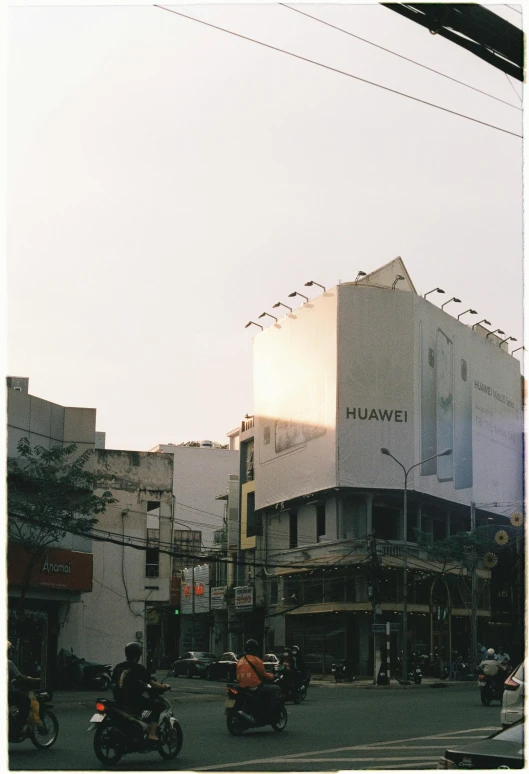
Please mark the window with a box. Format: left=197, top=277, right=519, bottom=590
left=289, top=511, right=298, bottom=548
left=269, top=578, right=278, bottom=605
left=246, top=491, right=261, bottom=537
left=316, top=505, right=326, bottom=540
left=372, top=501, right=400, bottom=541
left=146, top=527, right=160, bottom=577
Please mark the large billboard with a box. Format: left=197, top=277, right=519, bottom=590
left=254, top=291, right=338, bottom=510
left=254, top=283, right=523, bottom=510
left=338, top=285, right=522, bottom=506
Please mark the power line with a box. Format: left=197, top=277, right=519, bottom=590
left=280, top=3, right=521, bottom=111
left=154, top=4, right=522, bottom=139
left=505, top=5, right=522, bottom=15
left=505, top=72, right=523, bottom=103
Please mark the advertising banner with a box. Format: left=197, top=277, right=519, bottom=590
left=337, top=285, right=523, bottom=507
left=211, top=586, right=227, bottom=610
left=235, top=586, right=253, bottom=612
left=254, top=291, right=338, bottom=510
left=180, top=565, right=210, bottom=614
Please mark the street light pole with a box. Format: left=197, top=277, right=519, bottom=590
left=381, top=447, right=452, bottom=683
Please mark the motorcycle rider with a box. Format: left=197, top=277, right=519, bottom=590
left=495, top=645, right=511, bottom=669
left=111, top=641, right=170, bottom=741
left=478, top=648, right=507, bottom=695
left=279, top=647, right=295, bottom=696
left=236, top=639, right=280, bottom=725
left=291, top=645, right=306, bottom=687
left=8, top=640, right=40, bottom=731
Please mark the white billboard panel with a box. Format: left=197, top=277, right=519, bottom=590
left=337, top=285, right=523, bottom=507
left=180, top=565, right=210, bottom=614
left=254, top=291, right=338, bottom=510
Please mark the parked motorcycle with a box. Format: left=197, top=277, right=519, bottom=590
left=88, top=687, right=183, bottom=765
left=408, top=665, right=422, bottom=684
left=56, top=648, right=112, bottom=690
left=331, top=659, right=356, bottom=683
left=8, top=689, right=59, bottom=749
left=276, top=664, right=309, bottom=703
left=477, top=670, right=504, bottom=706
left=225, top=683, right=288, bottom=735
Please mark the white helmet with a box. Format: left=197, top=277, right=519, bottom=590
left=487, top=648, right=495, bottom=657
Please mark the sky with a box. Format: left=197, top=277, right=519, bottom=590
left=6, top=1, right=524, bottom=453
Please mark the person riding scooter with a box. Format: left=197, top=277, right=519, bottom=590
left=236, top=639, right=280, bottom=725
left=478, top=648, right=507, bottom=695
left=111, top=641, right=170, bottom=741
left=8, top=641, right=40, bottom=732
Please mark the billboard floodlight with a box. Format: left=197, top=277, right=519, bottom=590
left=473, top=319, right=491, bottom=329
left=458, top=309, right=478, bottom=320
left=441, top=296, right=461, bottom=309
left=272, top=301, right=292, bottom=313
left=424, top=287, right=445, bottom=298
left=288, top=291, right=309, bottom=303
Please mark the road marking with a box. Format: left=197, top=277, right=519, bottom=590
left=193, top=727, right=496, bottom=771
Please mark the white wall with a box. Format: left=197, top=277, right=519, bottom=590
left=151, top=445, right=240, bottom=548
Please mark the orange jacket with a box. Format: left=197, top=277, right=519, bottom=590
left=236, top=655, right=274, bottom=688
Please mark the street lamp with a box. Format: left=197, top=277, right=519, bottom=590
left=486, top=329, right=505, bottom=338
left=441, top=297, right=461, bottom=310
left=258, top=312, right=278, bottom=322
left=355, top=271, right=367, bottom=282
left=272, top=301, right=293, bottom=313
left=391, top=274, right=405, bottom=290
left=457, top=309, right=477, bottom=321
left=288, top=291, right=309, bottom=303
left=380, top=447, right=452, bottom=683
left=473, top=319, right=491, bottom=330
left=424, top=287, right=445, bottom=299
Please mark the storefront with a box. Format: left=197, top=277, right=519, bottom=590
left=8, top=544, right=93, bottom=685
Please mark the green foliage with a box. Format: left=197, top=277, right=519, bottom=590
left=8, top=437, right=116, bottom=561
left=413, top=526, right=496, bottom=567
left=178, top=441, right=229, bottom=449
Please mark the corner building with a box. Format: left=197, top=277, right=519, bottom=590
left=250, top=260, right=523, bottom=675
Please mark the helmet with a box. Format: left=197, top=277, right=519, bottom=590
left=486, top=648, right=495, bottom=657
left=244, top=639, right=259, bottom=655
left=291, top=645, right=299, bottom=653
left=283, top=648, right=291, bottom=655
left=125, top=641, right=143, bottom=661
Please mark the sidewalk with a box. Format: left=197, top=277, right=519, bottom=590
left=312, top=675, right=476, bottom=689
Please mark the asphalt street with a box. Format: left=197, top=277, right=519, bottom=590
left=9, top=678, right=503, bottom=771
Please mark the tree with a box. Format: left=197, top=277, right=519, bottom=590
left=177, top=441, right=229, bottom=449
left=8, top=437, right=116, bottom=609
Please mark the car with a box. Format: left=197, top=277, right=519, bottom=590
left=205, top=652, right=239, bottom=682
left=437, top=719, right=524, bottom=769
left=170, top=651, right=217, bottom=679
left=502, top=660, right=525, bottom=728
left=263, top=653, right=280, bottom=674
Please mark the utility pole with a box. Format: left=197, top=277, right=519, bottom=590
left=470, top=501, right=478, bottom=674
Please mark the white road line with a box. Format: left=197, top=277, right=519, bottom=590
left=193, top=727, right=496, bottom=771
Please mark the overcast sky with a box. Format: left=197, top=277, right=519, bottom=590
left=7, top=1, right=524, bottom=452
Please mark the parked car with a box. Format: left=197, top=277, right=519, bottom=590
left=437, top=719, right=524, bottom=769
left=206, top=652, right=239, bottom=682
left=169, top=651, right=217, bottom=678
left=263, top=654, right=280, bottom=674
left=502, top=660, right=525, bottom=728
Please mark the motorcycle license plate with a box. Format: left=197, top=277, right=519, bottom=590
left=225, top=699, right=235, bottom=709
left=478, top=679, right=485, bottom=687
left=90, top=713, right=105, bottom=723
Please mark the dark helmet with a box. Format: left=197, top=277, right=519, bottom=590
left=125, top=641, right=142, bottom=661
left=291, top=645, right=300, bottom=653
left=244, top=639, right=259, bottom=655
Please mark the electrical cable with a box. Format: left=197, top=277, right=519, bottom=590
left=154, top=4, right=522, bottom=139
left=505, top=4, right=522, bottom=15
left=280, top=3, right=521, bottom=111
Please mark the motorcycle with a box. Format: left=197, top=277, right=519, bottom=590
left=331, top=660, right=356, bottom=683
left=225, top=683, right=288, bottom=735
left=9, top=689, right=59, bottom=749
left=57, top=648, right=112, bottom=690
left=477, top=670, right=504, bottom=706
left=276, top=665, right=309, bottom=703
left=408, top=665, right=422, bottom=684
left=88, top=687, right=183, bottom=765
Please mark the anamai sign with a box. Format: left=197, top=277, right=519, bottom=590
left=8, top=546, right=93, bottom=592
